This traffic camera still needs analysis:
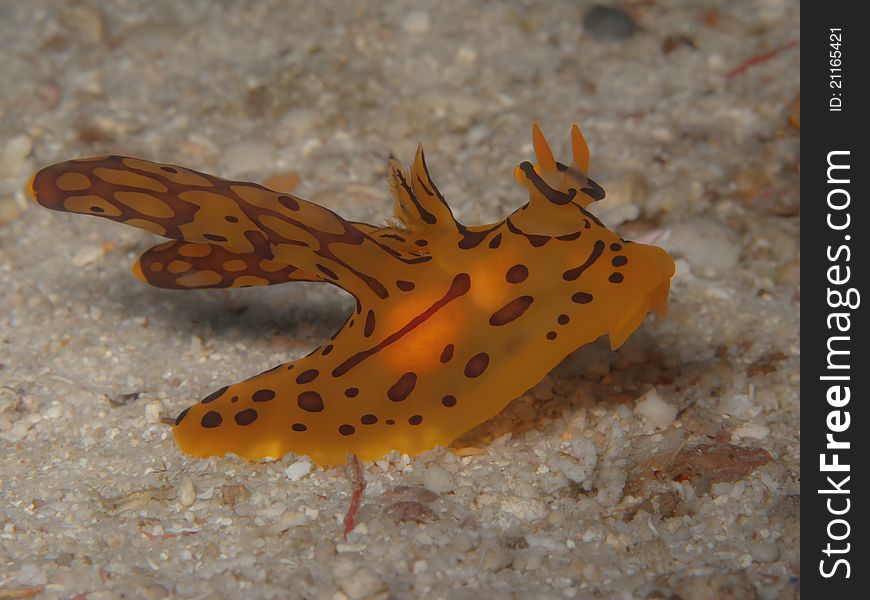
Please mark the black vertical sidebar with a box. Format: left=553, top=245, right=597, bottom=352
left=803, top=3, right=869, bottom=596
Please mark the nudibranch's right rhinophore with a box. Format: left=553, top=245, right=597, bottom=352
left=29, top=124, right=675, bottom=465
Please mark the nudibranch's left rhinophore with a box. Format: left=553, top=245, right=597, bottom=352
left=29, top=124, right=675, bottom=465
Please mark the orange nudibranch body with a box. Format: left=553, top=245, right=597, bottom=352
left=29, top=124, right=675, bottom=465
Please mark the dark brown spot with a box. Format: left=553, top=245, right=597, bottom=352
left=414, top=239, right=428, bottom=247
left=397, top=280, right=415, bottom=291
left=386, top=419, right=396, bottom=425
left=278, top=195, right=300, bottom=211
left=252, top=389, right=276, bottom=402
left=90, top=206, right=105, bottom=213
left=489, top=296, right=534, bottom=326
left=345, top=387, right=359, bottom=398
left=225, top=215, right=239, bottom=223
left=201, top=411, right=223, bottom=428
left=546, top=331, right=557, bottom=340
left=441, top=395, right=457, bottom=407
left=286, top=364, right=295, bottom=370
left=201, top=386, right=228, bottom=404
left=572, top=292, right=593, bottom=304
left=388, top=372, right=417, bottom=402
left=488, top=233, right=502, bottom=249
left=440, top=344, right=454, bottom=363
left=464, top=353, right=490, bottom=378
left=458, top=228, right=489, bottom=249
left=612, top=255, right=628, bottom=267
left=563, top=240, right=605, bottom=281
left=408, top=415, right=423, bottom=425
left=161, top=166, right=178, bottom=173
left=338, top=424, right=355, bottom=436
left=234, top=408, right=258, bottom=426
left=296, top=369, right=319, bottom=385
left=361, top=414, right=378, bottom=425
left=364, top=310, right=376, bottom=338
left=557, top=314, right=570, bottom=325
left=556, top=231, right=582, bottom=241
left=529, top=234, right=550, bottom=247
left=316, top=263, right=339, bottom=279
left=610, top=243, right=622, bottom=251
left=322, top=344, right=334, bottom=356
left=292, top=423, right=307, bottom=432
left=203, top=233, right=228, bottom=242
left=298, top=391, right=324, bottom=412
left=230, top=396, right=239, bottom=403
left=505, top=264, right=529, bottom=284
left=174, top=407, right=190, bottom=426
left=609, top=272, right=624, bottom=283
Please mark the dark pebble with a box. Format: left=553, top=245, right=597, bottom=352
left=583, top=5, right=639, bottom=40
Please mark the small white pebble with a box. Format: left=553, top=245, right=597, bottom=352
left=144, top=400, right=163, bottom=425
left=71, top=245, right=106, bottom=267
left=749, top=540, right=780, bottom=562
left=525, top=534, right=557, bottom=550
left=595, top=467, right=627, bottom=507
left=731, top=422, right=770, bottom=440
left=338, top=567, right=387, bottom=600
left=596, top=173, right=645, bottom=226
left=423, top=465, right=454, bottom=494
left=719, top=393, right=756, bottom=419
left=178, top=476, right=196, bottom=507
left=674, top=258, right=693, bottom=277
left=455, top=46, right=478, bottom=65
left=189, top=335, right=203, bottom=356
left=499, top=496, right=548, bottom=522
left=222, top=139, right=275, bottom=176
left=649, top=127, right=674, bottom=143
left=662, top=217, right=741, bottom=278
left=43, top=402, right=64, bottom=420
left=284, top=459, right=312, bottom=481
left=273, top=510, right=306, bottom=532
left=634, top=388, right=677, bottom=429
left=554, top=437, right=598, bottom=484
left=0, top=134, right=33, bottom=176
left=142, top=583, right=169, bottom=599
left=401, top=10, right=431, bottom=34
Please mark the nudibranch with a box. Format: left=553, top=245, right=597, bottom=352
left=29, top=125, right=674, bottom=465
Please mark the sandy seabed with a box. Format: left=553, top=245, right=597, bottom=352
left=1, top=1, right=799, bottom=598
